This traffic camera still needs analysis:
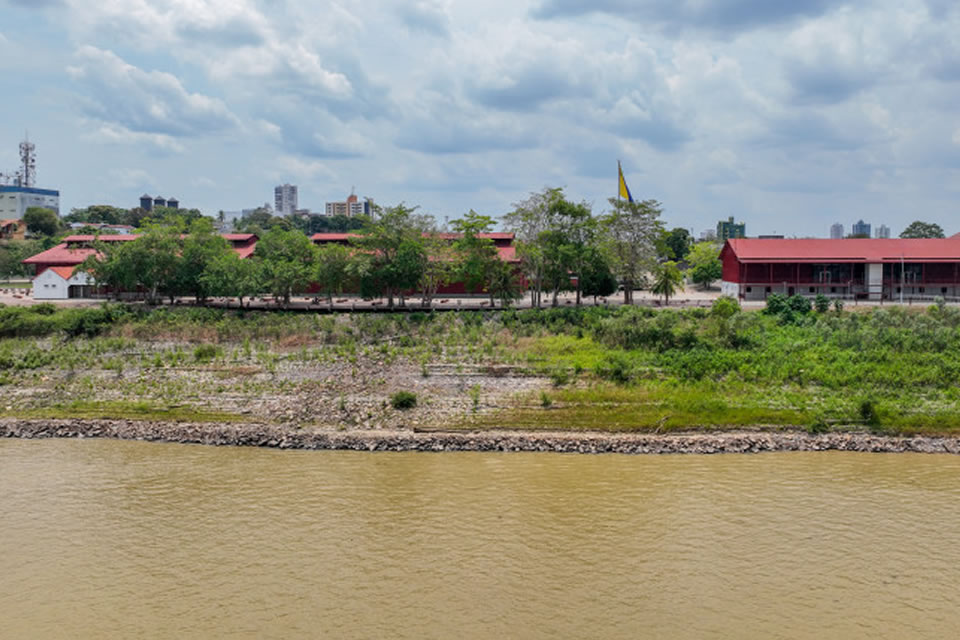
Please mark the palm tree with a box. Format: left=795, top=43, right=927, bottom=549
left=651, top=260, right=683, bottom=305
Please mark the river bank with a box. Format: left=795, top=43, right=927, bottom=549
left=4, top=418, right=960, bottom=454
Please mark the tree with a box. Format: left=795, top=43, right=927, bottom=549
left=418, top=232, right=456, bottom=307
left=64, top=205, right=129, bottom=226
left=23, top=207, right=61, bottom=237
left=83, top=224, right=181, bottom=302
left=200, top=251, right=263, bottom=308
left=351, top=204, right=428, bottom=308
left=0, top=239, right=43, bottom=280
left=662, top=227, right=693, bottom=262
left=579, top=246, right=618, bottom=303
left=315, top=243, right=352, bottom=305
left=687, top=242, right=723, bottom=289
left=504, top=188, right=560, bottom=308
left=651, top=260, right=684, bottom=305
left=900, top=221, right=945, bottom=239
left=175, top=218, right=232, bottom=303
left=451, top=210, right=504, bottom=305
left=598, top=198, right=664, bottom=304
left=254, top=227, right=317, bottom=305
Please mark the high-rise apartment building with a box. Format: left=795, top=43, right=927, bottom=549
left=274, top=184, right=298, bottom=216
left=851, top=219, right=871, bottom=237
left=875, top=224, right=891, bottom=239
left=716, top=216, right=746, bottom=241
left=325, top=192, right=374, bottom=217
left=830, top=223, right=844, bottom=239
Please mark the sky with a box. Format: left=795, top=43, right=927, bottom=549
left=1, top=0, right=958, bottom=237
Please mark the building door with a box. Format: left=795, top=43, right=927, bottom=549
left=788, top=286, right=795, bottom=296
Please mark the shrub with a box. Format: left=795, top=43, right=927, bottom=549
left=390, top=390, right=417, bottom=410
left=540, top=391, right=553, bottom=408
left=833, top=299, right=844, bottom=313
left=193, top=344, right=220, bottom=363
left=596, top=352, right=634, bottom=385
left=814, top=294, right=830, bottom=314
left=763, top=293, right=788, bottom=315
left=787, top=294, right=812, bottom=314
left=549, top=367, right=570, bottom=387
left=711, top=296, right=740, bottom=319
left=858, top=398, right=879, bottom=426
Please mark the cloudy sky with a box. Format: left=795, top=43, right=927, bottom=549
left=1, top=0, right=958, bottom=237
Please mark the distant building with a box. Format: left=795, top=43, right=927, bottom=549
left=830, top=223, right=844, bottom=239
left=139, top=194, right=180, bottom=212
left=325, top=192, right=373, bottom=217
left=0, top=219, right=25, bottom=241
left=0, top=186, right=60, bottom=218
left=851, top=219, right=871, bottom=237
left=757, top=235, right=785, bottom=239
left=876, top=224, right=890, bottom=239
left=274, top=184, right=298, bottom=216
left=717, top=216, right=746, bottom=241
left=700, top=229, right=717, bottom=242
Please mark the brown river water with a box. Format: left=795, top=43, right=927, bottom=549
left=3, top=439, right=960, bottom=639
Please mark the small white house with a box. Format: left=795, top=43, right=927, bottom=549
left=32, top=266, right=93, bottom=300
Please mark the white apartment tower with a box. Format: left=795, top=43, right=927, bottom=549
left=876, top=224, right=891, bottom=239
left=830, top=223, right=844, bottom=239
left=274, top=183, right=298, bottom=216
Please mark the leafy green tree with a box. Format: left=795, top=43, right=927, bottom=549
left=200, top=251, right=263, bottom=308
left=315, top=243, right=352, bottom=305
left=254, top=227, right=317, bottom=305
left=83, top=224, right=181, bottom=303
left=175, top=218, right=232, bottom=303
left=504, top=188, right=560, bottom=308
left=0, top=239, right=43, bottom=280
left=900, top=221, right=945, bottom=239
left=451, top=210, right=504, bottom=305
left=651, top=261, right=684, bottom=305
left=579, top=246, right=618, bottom=303
left=418, top=232, right=456, bottom=307
left=23, top=207, right=61, bottom=237
left=351, top=204, right=428, bottom=308
left=235, top=207, right=273, bottom=233
left=662, top=227, right=693, bottom=262
left=64, top=205, right=129, bottom=226
left=599, top=198, right=664, bottom=304
left=687, top=242, right=722, bottom=289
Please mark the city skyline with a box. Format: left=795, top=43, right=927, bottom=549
left=2, top=1, right=958, bottom=235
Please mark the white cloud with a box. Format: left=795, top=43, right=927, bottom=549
left=67, top=46, right=239, bottom=137
left=84, top=122, right=186, bottom=154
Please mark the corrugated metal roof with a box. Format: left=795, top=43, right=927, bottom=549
left=23, top=244, right=98, bottom=265
left=723, top=238, right=960, bottom=263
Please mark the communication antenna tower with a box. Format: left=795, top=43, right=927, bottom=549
left=20, top=133, right=36, bottom=188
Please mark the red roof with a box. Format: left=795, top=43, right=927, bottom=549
left=723, top=238, right=960, bottom=264
left=23, top=244, right=99, bottom=265
left=50, top=266, right=76, bottom=280
left=311, top=233, right=359, bottom=242
left=63, top=234, right=139, bottom=243
left=222, top=233, right=258, bottom=242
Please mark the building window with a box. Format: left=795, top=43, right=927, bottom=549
left=746, top=287, right=752, bottom=293
left=830, top=287, right=836, bottom=293
left=942, top=288, right=948, bottom=295
left=809, top=287, right=815, bottom=293
left=919, top=287, right=925, bottom=293
left=765, top=287, right=771, bottom=293
left=896, top=287, right=901, bottom=294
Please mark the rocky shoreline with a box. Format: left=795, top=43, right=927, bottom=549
left=3, top=418, right=960, bottom=454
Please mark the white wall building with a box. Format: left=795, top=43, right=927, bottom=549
left=830, top=223, right=844, bottom=239
left=32, top=267, right=93, bottom=300
left=274, top=184, right=298, bottom=216
left=0, top=186, right=60, bottom=218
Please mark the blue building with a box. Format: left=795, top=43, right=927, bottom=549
left=851, top=219, right=871, bottom=237
left=0, top=186, right=60, bottom=219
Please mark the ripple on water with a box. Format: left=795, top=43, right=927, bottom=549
left=2, top=441, right=960, bottom=639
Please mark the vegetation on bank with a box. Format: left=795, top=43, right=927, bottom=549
left=2, top=298, right=960, bottom=435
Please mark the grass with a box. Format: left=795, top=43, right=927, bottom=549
left=8, top=400, right=250, bottom=423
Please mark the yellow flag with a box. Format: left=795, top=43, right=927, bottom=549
left=618, top=161, right=634, bottom=203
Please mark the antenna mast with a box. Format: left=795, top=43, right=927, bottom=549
left=20, top=133, right=36, bottom=188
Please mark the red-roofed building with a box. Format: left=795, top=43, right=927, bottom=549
left=23, top=233, right=259, bottom=299
left=720, top=237, right=960, bottom=301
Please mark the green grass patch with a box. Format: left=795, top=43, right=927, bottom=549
left=9, top=400, right=250, bottom=423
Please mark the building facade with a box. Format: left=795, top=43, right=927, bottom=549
left=830, top=223, right=844, bottom=239
left=876, top=224, right=891, bottom=239
left=325, top=193, right=373, bottom=217
left=0, top=186, right=60, bottom=218
left=274, top=184, right=298, bottom=216
left=717, top=216, right=746, bottom=241
left=720, top=237, right=960, bottom=301
left=851, top=219, right=871, bottom=237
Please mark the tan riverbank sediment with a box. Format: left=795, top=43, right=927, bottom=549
left=3, top=418, right=960, bottom=454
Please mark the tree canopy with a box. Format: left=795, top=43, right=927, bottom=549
left=900, top=221, right=945, bottom=239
